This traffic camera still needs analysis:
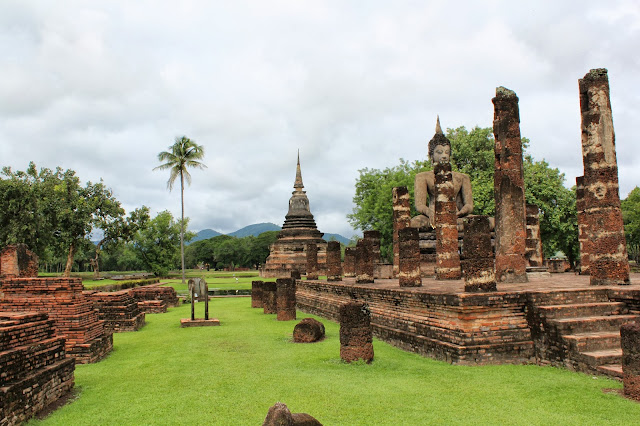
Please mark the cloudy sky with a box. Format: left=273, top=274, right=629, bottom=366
left=1, top=1, right=639, bottom=238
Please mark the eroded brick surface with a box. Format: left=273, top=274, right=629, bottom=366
left=305, top=243, right=319, bottom=281
left=462, top=215, right=496, bottom=292
left=434, top=162, right=461, bottom=280
left=84, top=289, right=146, bottom=332
left=276, top=278, right=296, bottom=321
left=251, top=280, right=265, bottom=308
left=392, top=186, right=411, bottom=277
left=398, top=227, right=421, bottom=287
left=339, top=301, right=374, bottom=363
left=326, top=241, right=342, bottom=282
left=355, top=239, right=374, bottom=284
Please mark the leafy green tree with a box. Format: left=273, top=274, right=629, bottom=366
left=349, top=126, right=577, bottom=264
left=154, top=136, right=206, bottom=283
left=132, top=210, right=194, bottom=277
left=622, top=187, right=640, bottom=263
left=90, top=206, right=150, bottom=279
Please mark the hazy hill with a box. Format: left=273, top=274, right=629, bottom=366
left=189, top=223, right=351, bottom=245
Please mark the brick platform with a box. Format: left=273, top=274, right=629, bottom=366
left=0, top=277, right=113, bottom=364
left=83, top=290, right=146, bottom=332
left=297, top=274, right=640, bottom=375
left=0, top=311, right=75, bottom=425
left=130, top=285, right=180, bottom=313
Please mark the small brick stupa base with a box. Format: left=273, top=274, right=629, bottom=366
left=0, top=312, right=75, bottom=425
left=130, top=285, right=180, bottom=313
left=0, top=277, right=113, bottom=364
left=180, top=318, right=220, bottom=327
left=83, top=289, right=146, bottom=332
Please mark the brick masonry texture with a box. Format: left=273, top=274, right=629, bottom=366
left=0, top=311, right=75, bottom=426
left=398, top=227, right=421, bottom=287
left=129, top=285, right=180, bottom=313
left=343, top=247, right=356, bottom=278
left=326, top=241, right=342, bottom=282
left=83, top=289, right=146, bottom=332
left=0, top=244, right=39, bottom=279
left=462, top=215, right=496, bottom=292
left=305, top=243, right=319, bottom=281
left=434, top=162, right=461, bottom=280
left=0, top=277, right=113, bottom=364
left=262, top=281, right=277, bottom=314
left=392, top=186, right=411, bottom=277
left=621, top=322, right=640, bottom=400
left=355, top=239, right=374, bottom=284
left=276, top=278, right=296, bottom=321
left=339, top=301, right=374, bottom=363
left=576, top=176, right=591, bottom=275
left=525, top=204, right=543, bottom=267
left=251, top=280, right=264, bottom=308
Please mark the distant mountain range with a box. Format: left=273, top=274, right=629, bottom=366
left=189, top=222, right=351, bottom=245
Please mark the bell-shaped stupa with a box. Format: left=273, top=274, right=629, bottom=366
left=262, top=152, right=327, bottom=278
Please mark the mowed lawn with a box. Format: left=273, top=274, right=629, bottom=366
left=29, top=298, right=640, bottom=425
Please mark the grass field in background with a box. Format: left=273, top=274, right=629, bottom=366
left=27, top=298, right=639, bottom=426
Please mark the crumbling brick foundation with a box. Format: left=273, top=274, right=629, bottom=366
left=492, top=86, right=528, bottom=283
left=0, top=312, right=75, bottom=426
left=578, top=68, right=630, bottom=285
left=83, top=289, right=146, bottom=332
left=0, top=277, right=113, bottom=364
left=276, top=278, right=296, bottom=321
left=130, top=285, right=180, bottom=313
left=339, top=301, right=374, bottom=363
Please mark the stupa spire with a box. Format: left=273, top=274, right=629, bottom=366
left=435, top=115, right=443, bottom=135
left=294, top=149, right=304, bottom=190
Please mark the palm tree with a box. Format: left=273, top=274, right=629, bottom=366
left=154, top=136, right=206, bottom=283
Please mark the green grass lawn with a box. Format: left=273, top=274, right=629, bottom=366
left=28, top=298, right=639, bottom=425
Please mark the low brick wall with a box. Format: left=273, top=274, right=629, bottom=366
left=297, top=280, right=534, bottom=365
left=0, top=311, right=75, bottom=425
left=0, top=277, right=113, bottom=364
left=129, top=285, right=180, bottom=311
left=84, top=290, right=146, bottom=332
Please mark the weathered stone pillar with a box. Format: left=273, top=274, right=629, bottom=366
left=525, top=204, right=544, bottom=267
left=363, top=230, right=381, bottom=265
left=462, top=215, right=496, bottom=292
left=251, top=280, right=264, bottom=308
left=576, top=176, right=590, bottom=275
left=579, top=68, right=630, bottom=285
left=355, top=238, right=374, bottom=284
left=305, top=243, right=319, bottom=280
left=326, top=241, right=342, bottom=282
left=276, top=278, right=296, bottom=321
left=621, top=322, right=640, bottom=401
left=343, top=247, right=356, bottom=277
left=262, top=281, right=277, bottom=314
left=434, top=162, right=461, bottom=280
left=398, top=228, right=421, bottom=287
left=492, top=86, right=528, bottom=283
left=339, top=301, right=374, bottom=363
left=392, top=186, right=411, bottom=277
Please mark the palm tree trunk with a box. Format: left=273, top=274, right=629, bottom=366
left=180, top=171, right=186, bottom=284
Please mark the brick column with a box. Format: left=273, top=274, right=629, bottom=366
left=576, top=176, right=590, bottom=275
left=305, top=243, right=319, bottom=280
left=434, top=162, right=461, bottom=280
left=621, top=322, right=640, bottom=401
left=398, top=228, right=421, bottom=287
left=355, top=238, right=374, bottom=284
left=579, top=68, right=630, bottom=285
left=343, top=247, right=356, bottom=278
left=276, top=278, right=296, bottom=321
left=251, top=280, right=264, bottom=308
left=339, top=301, right=374, bottom=363
left=525, top=204, right=544, bottom=267
left=462, top=215, right=496, bottom=292
left=392, top=186, right=411, bottom=277
left=492, top=86, right=528, bottom=283
left=262, top=281, right=277, bottom=314
left=363, top=230, right=381, bottom=265
left=326, top=241, right=342, bottom=282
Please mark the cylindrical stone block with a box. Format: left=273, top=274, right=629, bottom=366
left=462, top=215, right=497, bottom=292
left=434, top=162, right=461, bottom=280
left=576, top=176, right=590, bottom=275
left=492, top=86, right=528, bottom=283
left=621, top=322, right=640, bottom=401
left=398, top=227, right=421, bottom=287
left=343, top=247, right=356, bottom=278
left=262, top=281, right=277, bottom=314
left=276, top=278, right=296, bottom=321
left=355, top=239, right=374, bottom=284
left=392, top=186, right=411, bottom=277
left=293, top=318, right=325, bottom=343
left=251, top=280, right=264, bottom=308
left=305, top=243, right=319, bottom=281
left=326, top=241, right=342, bottom=282
left=363, top=230, right=381, bottom=265
left=339, top=301, right=374, bottom=363
left=579, top=69, right=629, bottom=285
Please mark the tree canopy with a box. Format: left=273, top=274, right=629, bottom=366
left=622, top=186, right=640, bottom=263
left=348, top=126, right=578, bottom=265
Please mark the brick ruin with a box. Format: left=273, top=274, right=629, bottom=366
left=262, top=153, right=327, bottom=278
left=492, top=87, right=528, bottom=283
left=339, top=301, right=374, bottom=363
left=355, top=238, right=374, bottom=284
left=398, top=228, right=421, bottom=287
left=434, top=162, right=462, bottom=280
left=0, top=277, right=113, bottom=364
left=0, top=244, right=38, bottom=279
left=305, top=243, right=319, bottom=280
left=129, top=285, right=180, bottom=313
left=525, top=204, right=544, bottom=268
left=576, top=176, right=591, bottom=275
left=276, top=278, right=296, bottom=321
left=293, top=318, right=325, bottom=343
left=392, top=186, right=411, bottom=277
left=343, top=247, right=356, bottom=278
left=251, top=280, right=264, bottom=308
left=0, top=312, right=75, bottom=425
left=621, top=321, right=640, bottom=401
left=461, top=215, right=496, bottom=292
left=83, top=289, right=146, bottom=333
left=326, top=241, right=342, bottom=282
left=578, top=68, right=630, bottom=285
left=262, top=281, right=277, bottom=314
